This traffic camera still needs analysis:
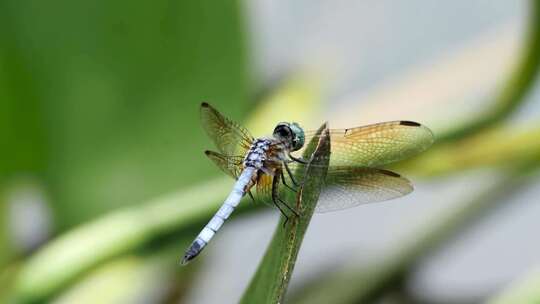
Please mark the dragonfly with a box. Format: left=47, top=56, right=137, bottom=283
left=181, top=102, right=434, bottom=265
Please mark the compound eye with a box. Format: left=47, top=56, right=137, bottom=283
left=279, top=128, right=290, bottom=137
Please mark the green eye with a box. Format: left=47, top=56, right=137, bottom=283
left=290, top=122, right=305, bottom=150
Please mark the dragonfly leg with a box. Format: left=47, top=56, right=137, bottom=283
left=248, top=190, right=256, bottom=203
left=280, top=170, right=297, bottom=192
left=288, top=153, right=308, bottom=164
left=272, top=173, right=300, bottom=226
left=274, top=172, right=300, bottom=217
left=283, top=162, right=299, bottom=187
left=277, top=196, right=299, bottom=217
left=271, top=190, right=289, bottom=225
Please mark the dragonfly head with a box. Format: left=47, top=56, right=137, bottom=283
left=273, top=122, right=305, bottom=151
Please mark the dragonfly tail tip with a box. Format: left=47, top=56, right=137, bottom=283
left=181, top=240, right=204, bottom=265
left=181, top=251, right=199, bottom=265
left=181, top=250, right=197, bottom=265
left=180, top=255, right=192, bottom=266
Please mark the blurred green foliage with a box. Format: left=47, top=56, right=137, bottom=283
left=3, top=1, right=540, bottom=303
left=0, top=0, right=249, bottom=230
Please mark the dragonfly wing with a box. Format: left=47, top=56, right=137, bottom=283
left=205, top=150, right=244, bottom=179
left=200, top=102, right=254, bottom=156
left=255, top=173, right=274, bottom=206
left=250, top=164, right=409, bottom=213
left=299, top=121, right=434, bottom=167
left=315, top=166, right=413, bottom=213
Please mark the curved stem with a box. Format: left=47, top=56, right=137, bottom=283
left=240, top=123, right=330, bottom=304
left=436, top=0, right=540, bottom=143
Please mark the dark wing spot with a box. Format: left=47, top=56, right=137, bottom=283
left=399, top=121, right=421, bottom=127
left=378, top=169, right=402, bottom=178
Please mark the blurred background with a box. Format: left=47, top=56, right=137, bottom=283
left=1, top=0, right=540, bottom=303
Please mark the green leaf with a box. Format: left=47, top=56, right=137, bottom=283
left=52, top=244, right=190, bottom=304
left=240, top=123, right=330, bottom=304
left=394, top=125, right=540, bottom=177
left=0, top=0, right=249, bottom=229
left=431, top=0, right=540, bottom=143
left=488, top=266, right=540, bottom=304
left=12, top=178, right=236, bottom=303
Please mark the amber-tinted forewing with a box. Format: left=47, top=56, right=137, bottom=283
left=200, top=102, right=254, bottom=157
left=298, top=121, right=434, bottom=167
left=315, top=166, right=413, bottom=213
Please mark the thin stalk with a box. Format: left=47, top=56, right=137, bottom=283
left=240, top=123, right=330, bottom=304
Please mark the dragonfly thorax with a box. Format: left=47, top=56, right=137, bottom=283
left=243, top=138, right=272, bottom=169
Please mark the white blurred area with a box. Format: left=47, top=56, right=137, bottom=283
left=185, top=1, right=540, bottom=303
left=6, top=178, right=52, bottom=253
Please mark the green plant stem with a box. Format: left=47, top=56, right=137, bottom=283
left=240, top=123, right=330, bottom=304
left=394, top=125, right=540, bottom=177
left=290, top=164, right=540, bottom=304
left=52, top=241, right=193, bottom=304
left=13, top=178, right=260, bottom=303
left=435, top=0, right=540, bottom=143
left=488, top=266, right=540, bottom=304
